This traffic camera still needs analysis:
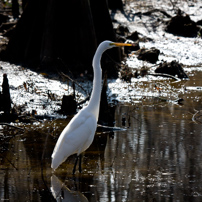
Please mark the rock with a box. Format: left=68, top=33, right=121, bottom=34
left=165, top=10, right=200, bottom=37
left=197, top=19, right=202, bottom=26
left=137, top=47, right=160, bottom=64
left=155, top=61, right=188, bottom=79
left=127, top=31, right=153, bottom=42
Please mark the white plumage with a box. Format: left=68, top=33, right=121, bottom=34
left=51, top=40, right=132, bottom=173
left=51, top=109, right=97, bottom=170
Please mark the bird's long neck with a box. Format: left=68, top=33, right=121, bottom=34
left=87, top=46, right=104, bottom=121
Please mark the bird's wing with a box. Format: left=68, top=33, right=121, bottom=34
left=52, top=109, right=88, bottom=155
left=51, top=112, right=97, bottom=170
left=63, top=113, right=97, bottom=154
left=74, top=115, right=97, bottom=154
left=52, top=109, right=97, bottom=160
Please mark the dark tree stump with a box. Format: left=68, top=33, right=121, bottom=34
left=165, top=10, right=201, bottom=37
left=116, top=25, right=130, bottom=36
left=61, top=95, right=77, bottom=115
left=98, top=72, right=115, bottom=126
left=2, top=74, right=11, bottom=113
left=155, top=61, right=188, bottom=79
left=137, top=47, right=160, bottom=64
left=126, top=31, right=139, bottom=41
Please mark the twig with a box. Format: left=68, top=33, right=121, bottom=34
left=192, top=110, right=202, bottom=124
left=192, top=110, right=199, bottom=123
left=0, top=152, right=18, bottom=170
left=141, top=8, right=172, bottom=18
left=106, top=53, right=125, bottom=69
left=148, top=73, right=180, bottom=81
left=77, top=94, right=90, bottom=106
left=0, top=122, right=24, bottom=131
left=59, top=71, right=88, bottom=95
left=97, top=124, right=126, bottom=131
left=169, top=0, right=179, bottom=13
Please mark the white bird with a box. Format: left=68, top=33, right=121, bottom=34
left=51, top=40, right=132, bottom=174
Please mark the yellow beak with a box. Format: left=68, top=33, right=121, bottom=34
left=111, top=42, right=133, bottom=47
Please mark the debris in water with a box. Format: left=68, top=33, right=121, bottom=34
left=155, top=61, right=188, bottom=79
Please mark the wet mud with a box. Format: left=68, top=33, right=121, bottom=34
left=1, top=70, right=202, bottom=201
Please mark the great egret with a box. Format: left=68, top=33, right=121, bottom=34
left=51, top=40, right=132, bottom=174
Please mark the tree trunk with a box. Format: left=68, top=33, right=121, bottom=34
left=1, top=0, right=120, bottom=77
left=2, top=0, right=47, bottom=66
left=12, top=0, right=20, bottom=19
left=107, top=0, right=123, bottom=11
left=89, top=0, right=120, bottom=76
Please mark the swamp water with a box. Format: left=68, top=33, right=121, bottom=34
left=0, top=70, right=202, bottom=202
left=1, top=1, right=202, bottom=201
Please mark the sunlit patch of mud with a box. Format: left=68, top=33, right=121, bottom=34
left=108, top=0, right=202, bottom=107
left=0, top=61, right=87, bottom=117
left=107, top=76, right=186, bottom=105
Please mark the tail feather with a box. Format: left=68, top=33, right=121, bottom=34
left=51, top=152, right=67, bottom=170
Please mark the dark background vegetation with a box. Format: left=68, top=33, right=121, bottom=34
left=0, top=0, right=124, bottom=78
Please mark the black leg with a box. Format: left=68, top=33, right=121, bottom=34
left=73, top=155, right=79, bottom=175
left=79, top=154, right=82, bottom=173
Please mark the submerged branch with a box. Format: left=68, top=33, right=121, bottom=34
left=192, top=110, right=202, bottom=124
left=149, top=73, right=180, bottom=81
left=0, top=153, right=18, bottom=170
left=0, top=123, right=24, bottom=131
left=141, top=8, right=172, bottom=18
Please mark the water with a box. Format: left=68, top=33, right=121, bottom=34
left=1, top=1, right=202, bottom=200
left=1, top=70, right=202, bottom=201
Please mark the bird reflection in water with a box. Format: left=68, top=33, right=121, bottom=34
left=51, top=175, right=88, bottom=202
